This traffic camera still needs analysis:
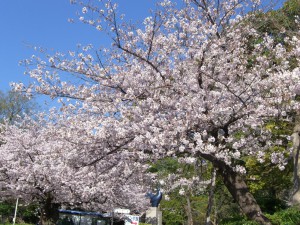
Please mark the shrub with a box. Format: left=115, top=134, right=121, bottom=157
left=220, top=207, right=300, bottom=225
left=267, top=207, right=300, bottom=225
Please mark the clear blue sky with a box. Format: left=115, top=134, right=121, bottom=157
left=0, top=0, right=285, bottom=103
left=0, top=0, right=156, bottom=92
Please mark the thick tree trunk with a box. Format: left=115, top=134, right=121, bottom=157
left=291, top=131, right=300, bottom=205
left=221, top=166, right=272, bottom=225
left=39, top=194, right=60, bottom=225
left=291, top=118, right=300, bottom=206
left=199, top=153, right=271, bottom=224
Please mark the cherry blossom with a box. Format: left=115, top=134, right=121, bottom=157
left=0, top=113, right=151, bottom=217
left=3, top=0, right=300, bottom=224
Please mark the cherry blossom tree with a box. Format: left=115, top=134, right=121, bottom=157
left=0, top=112, right=151, bottom=224
left=6, top=0, right=300, bottom=224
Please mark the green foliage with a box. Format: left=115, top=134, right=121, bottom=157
left=160, top=197, right=186, bottom=225
left=0, top=201, right=14, bottom=217
left=267, top=207, right=300, bottom=225
left=148, top=158, right=187, bottom=224
left=160, top=193, right=208, bottom=225
left=244, top=0, right=300, bottom=71
left=147, top=157, right=180, bottom=174
left=245, top=154, right=293, bottom=214
left=265, top=120, right=293, bottom=137
left=282, top=0, right=300, bottom=23
left=246, top=156, right=292, bottom=189
left=220, top=215, right=260, bottom=225
left=220, top=207, right=300, bottom=225
left=19, top=203, right=39, bottom=224
left=148, top=157, right=212, bottom=224
left=189, top=195, right=209, bottom=223
left=213, top=177, right=242, bottom=223
left=0, top=201, right=38, bottom=224
left=253, top=0, right=299, bottom=38
left=242, top=117, right=294, bottom=214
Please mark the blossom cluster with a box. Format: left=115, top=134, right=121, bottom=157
left=2, top=0, right=300, bottom=212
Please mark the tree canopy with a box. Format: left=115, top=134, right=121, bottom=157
left=1, top=0, right=300, bottom=224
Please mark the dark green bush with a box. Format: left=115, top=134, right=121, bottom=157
left=0, top=201, right=39, bottom=224
left=219, top=215, right=260, bottom=225
left=267, top=207, right=300, bottom=225
left=220, top=207, right=300, bottom=225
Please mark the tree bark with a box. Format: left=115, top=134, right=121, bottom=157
left=199, top=152, right=271, bottom=224
left=221, top=166, right=272, bottom=225
left=39, top=194, right=60, bottom=225
left=205, top=167, right=216, bottom=225
left=291, top=117, right=300, bottom=206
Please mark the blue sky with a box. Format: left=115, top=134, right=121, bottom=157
left=0, top=0, right=156, bottom=92
left=0, top=0, right=285, bottom=106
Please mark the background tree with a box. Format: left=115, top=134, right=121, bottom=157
left=0, top=90, right=37, bottom=124
left=0, top=111, right=152, bottom=225
left=0, top=90, right=39, bottom=223
left=245, top=0, right=300, bottom=206
left=149, top=157, right=211, bottom=225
